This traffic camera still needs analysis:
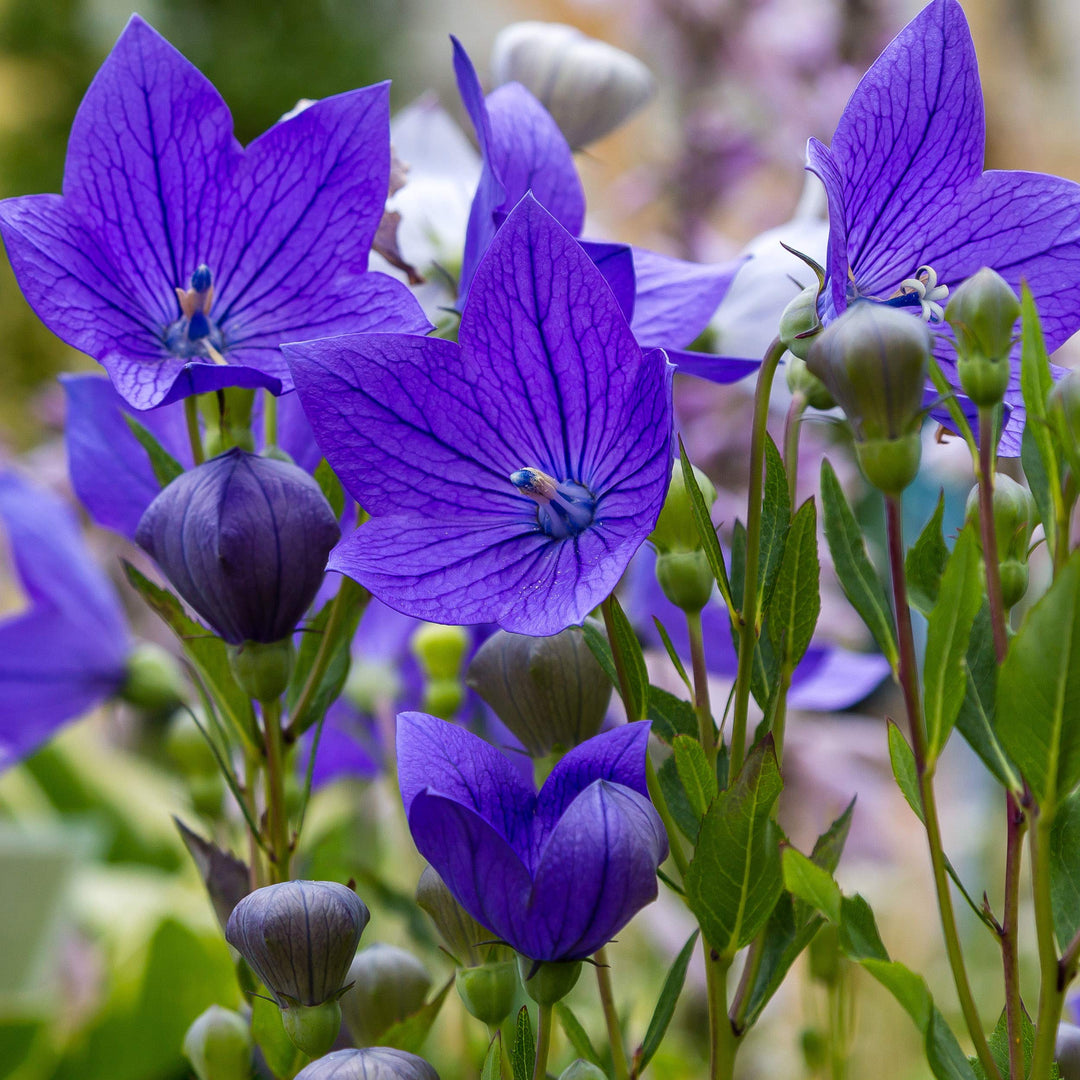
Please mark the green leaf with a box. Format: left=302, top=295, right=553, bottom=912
left=820, top=459, right=898, bottom=670
left=975, top=1005, right=1061, bottom=1080
left=646, top=685, right=698, bottom=744
left=481, top=1033, right=504, bottom=1080
left=555, top=1004, right=603, bottom=1069
left=766, top=497, right=820, bottom=666
left=512, top=1006, right=535, bottom=1080
left=1022, top=424, right=1053, bottom=547
left=583, top=620, right=619, bottom=689
left=905, top=492, right=950, bottom=616
left=601, top=595, right=649, bottom=722
left=652, top=617, right=693, bottom=692
left=996, top=549, right=1080, bottom=809
left=657, top=755, right=702, bottom=843
left=637, top=929, right=700, bottom=1073
left=124, top=415, right=185, bottom=487
left=121, top=561, right=259, bottom=751
left=730, top=519, right=746, bottom=611
left=924, top=526, right=983, bottom=760
left=758, top=435, right=791, bottom=614
left=685, top=737, right=784, bottom=956
left=782, top=847, right=841, bottom=924
left=810, top=798, right=855, bottom=875
left=314, top=458, right=345, bottom=520
left=673, top=735, right=717, bottom=820
left=1051, top=790, right=1080, bottom=947
left=679, top=437, right=734, bottom=613
left=378, top=975, right=453, bottom=1053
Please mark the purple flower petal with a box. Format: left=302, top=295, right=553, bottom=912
left=579, top=240, right=636, bottom=322
left=663, top=350, right=762, bottom=384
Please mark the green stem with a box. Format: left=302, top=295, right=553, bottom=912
left=645, top=755, right=690, bottom=880
left=261, top=698, right=291, bottom=883
left=977, top=408, right=1009, bottom=661
left=729, top=939, right=764, bottom=1034
left=1030, top=807, right=1064, bottom=1080
left=1002, top=793, right=1027, bottom=1080
left=601, top=596, right=638, bottom=721
left=706, top=948, right=737, bottom=1080
left=533, top=1002, right=553, bottom=1080
left=244, top=748, right=265, bottom=889
left=730, top=337, right=785, bottom=779
left=686, top=609, right=716, bottom=764
left=884, top=494, right=1000, bottom=1080
left=783, top=391, right=806, bottom=509
left=264, top=389, right=278, bottom=451
left=185, top=395, right=205, bottom=465
left=594, top=946, right=630, bottom=1080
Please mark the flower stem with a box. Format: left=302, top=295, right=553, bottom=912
left=977, top=408, right=1009, bottom=661
left=185, top=395, right=205, bottom=465
left=1002, top=792, right=1027, bottom=1080
left=706, top=948, right=737, bottom=1080
left=261, top=697, right=291, bottom=883
left=264, top=389, right=278, bottom=451
left=884, top=494, right=999, bottom=1080
left=783, top=390, right=807, bottom=509
left=601, top=595, right=638, bottom=721
left=730, top=337, right=785, bottom=779
left=1030, top=807, right=1065, bottom=1080
left=728, top=940, right=764, bottom=1035
left=594, top=946, right=630, bottom=1080
left=686, top=609, right=716, bottom=765
left=533, top=1002, right=553, bottom=1080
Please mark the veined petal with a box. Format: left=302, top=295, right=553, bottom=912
left=804, top=137, right=849, bottom=321
left=579, top=240, right=636, bottom=322
left=787, top=647, right=893, bottom=712
left=663, top=350, right=762, bottom=384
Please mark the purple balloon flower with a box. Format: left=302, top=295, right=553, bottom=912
left=397, top=713, right=667, bottom=961
left=285, top=195, right=674, bottom=636
left=0, top=16, right=428, bottom=411
left=452, top=40, right=758, bottom=384
left=0, top=473, right=130, bottom=769
left=807, top=0, right=1080, bottom=454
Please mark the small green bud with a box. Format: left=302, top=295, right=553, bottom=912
left=415, top=866, right=509, bottom=966
left=779, top=284, right=822, bottom=361
left=785, top=353, right=836, bottom=411
left=1049, top=371, right=1080, bottom=470
left=422, top=678, right=464, bottom=720
left=120, top=642, right=184, bottom=714
left=228, top=639, right=294, bottom=703
left=165, top=709, right=218, bottom=777
left=411, top=623, right=469, bottom=681
left=294, top=1048, right=440, bottom=1080
left=650, top=461, right=716, bottom=555
left=559, top=1062, right=608, bottom=1080
left=182, top=1005, right=252, bottom=1080
left=341, top=944, right=433, bottom=1047
left=466, top=628, right=612, bottom=756
left=964, top=474, right=1037, bottom=608
left=455, top=961, right=520, bottom=1025
left=945, top=268, right=1020, bottom=408
left=518, top=957, right=582, bottom=1005
left=854, top=434, right=923, bottom=496
left=800, top=1028, right=829, bottom=1072
left=655, top=550, right=714, bottom=612
left=281, top=1000, right=342, bottom=1060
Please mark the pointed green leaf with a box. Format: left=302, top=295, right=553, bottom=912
left=905, top=492, right=950, bottom=616
left=652, top=617, right=693, bottom=692
left=811, top=798, right=855, bottom=875
left=657, top=755, right=701, bottom=843
left=598, top=595, right=648, bottom=722
left=782, top=848, right=841, bottom=924
left=646, top=685, right=698, bottom=744
left=377, top=976, right=453, bottom=1053
left=673, top=735, right=717, bottom=820
left=555, top=1005, right=602, bottom=1069
left=767, top=497, right=820, bottom=666
left=512, top=1006, right=535, bottom=1080
left=679, top=438, right=734, bottom=612
left=124, top=415, right=184, bottom=488
left=1051, top=790, right=1080, bottom=947
left=636, top=929, right=700, bottom=1073
left=758, top=435, right=791, bottom=614
left=481, top=1033, right=504, bottom=1080
left=313, top=458, right=345, bottom=521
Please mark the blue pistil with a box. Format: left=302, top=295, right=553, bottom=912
left=510, top=468, right=596, bottom=539
left=165, top=264, right=225, bottom=358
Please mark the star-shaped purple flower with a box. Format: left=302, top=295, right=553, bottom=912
left=397, top=713, right=667, bottom=962
left=0, top=472, right=130, bottom=769
left=452, top=39, right=758, bottom=383
left=0, top=16, right=428, bottom=411
left=807, top=0, right=1080, bottom=453
left=284, top=195, right=674, bottom=636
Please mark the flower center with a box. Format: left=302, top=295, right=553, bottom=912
left=847, top=264, right=949, bottom=324
left=165, top=264, right=227, bottom=361
left=510, top=468, right=596, bottom=539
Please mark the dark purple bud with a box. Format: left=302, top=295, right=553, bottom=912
left=293, top=1048, right=440, bottom=1080
left=136, top=449, right=339, bottom=645
left=225, top=880, right=370, bottom=1008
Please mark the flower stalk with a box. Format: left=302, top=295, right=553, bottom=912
left=594, top=947, right=630, bottom=1080
left=261, top=697, right=291, bottom=883
left=1030, top=807, right=1064, bottom=1080
left=533, top=1002, right=553, bottom=1080
left=686, top=609, right=715, bottom=765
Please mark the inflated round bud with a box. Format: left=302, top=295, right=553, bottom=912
left=650, top=461, right=716, bottom=555
left=293, top=1048, right=440, bottom=1080
left=1057, top=1022, right=1080, bottom=1080
left=119, top=643, right=185, bottom=714
left=964, top=475, right=1037, bottom=608
left=491, top=22, right=655, bottom=148
left=945, top=268, right=1020, bottom=408
left=466, top=628, right=611, bottom=756
left=519, top=957, right=582, bottom=1005
left=411, top=624, right=469, bottom=681
left=559, top=1062, right=608, bottom=1080
left=655, top=550, right=713, bottom=613
left=779, top=285, right=822, bottom=362
left=182, top=1005, right=252, bottom=1080
left=228, top=639, right=294, bottom=703
left=341, top=944, right=433, bottom=1047
left=136, top=449, right=339, bottom=645
left=282, top=1000, right=343, bottom=1060
left=225, top=881, right=370, bottom=1008
left=854, top=435, right=922, bottom=496
left=455, top=961, right=519, bottom=1025
left=1049, top=370, right=1080, bottom=457
left=785, top=354, right=836, bottom=411
left=415, top=866, right=499, bottom=967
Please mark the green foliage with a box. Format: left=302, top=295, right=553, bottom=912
left=766, top=496, right=820, bottom=667
left=555, top=1005, right=603, bottom=1069
left=672, top=735, right=717, bottom=821
left=313, top=458, right=345, bottom=520
left=646, top=685, right=698, bottom=744
left=252, top=995, right=305, bottom=1080
left=905, top=492, right=950, bottom=616
left=758, top=435, right=791, bottom=613
left=636, top=929, right=700, bottom=1074
left=973, top=1008, right=1062, bottom=1080
left=678, top=437, right=734, bottom=613
left=657, top=755, right=702, bottom=843
left=583, top=598, right=648, bottom=721
left=782, top=848, right=841, bottom=925
left=1051, top=790, right=1080, bottom=947
left=482, top=1033, right=504, bottom=1080
left=378, top=976, right=453, bottom=1054
left=512, top=1006, right=535, bottom=1080
left=124, top=415, right=184, bottom=487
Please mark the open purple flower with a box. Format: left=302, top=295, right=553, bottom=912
left=452, top=40, right=758, bottom=383
left=0, top=473, right=130, bottom=768
left=0, top=16, right=428, bottom=411
left=807, top=0, right=1080, bottom=453
left=285, top=195, right=674, bottom=636
left=397, top=713, right=667, bottom=961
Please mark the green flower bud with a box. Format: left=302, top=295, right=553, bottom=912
left=945, top=268, right=1020, bottom=408
left=119, top=642, right=184, bottom=714
left=650, top=461, right=716, bottom=555
left=519, top=957, right=582, bottom=1005
left=294, top=1048, right=440, bottom=1080
left=801, top=1028, right=829, bottom=1072
left=228, top=639, right=294, bottom=703
left=281, top=1000, right=342, bottom=1060
left=779, top=284, right=822, bottom=362
left=225, top=881, right=370, bottom=1008
left=465, top=628, right=612, bottom=756
left=455, top=961, right=520, bottom=1025
left=654, top=550, right=714, bottom=613
left=785, top=354, right=836, bottom=411
left=411, top=623, right=469, bottom=681
left=964, top=475, right=1037, bottom=608
left=415, top=866, right=509, bottom=966
left=854, top=435, right=923, bottom=496
left=559, top=1062, right=608, bottom=1080
left=182, top=1006, right=253, bottom=1080
left=1049, top=371, right=1080, bottom=477
left=422, top=679, right=464, bottom=720
left=341, top=944, right=433, bottom=1047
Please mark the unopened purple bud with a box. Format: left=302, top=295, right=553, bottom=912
left=225, top=880, right=370, bottom=1008
left=136, top=449, right=339, bottom=645
left=294, top=1048, right=440, bottom=1080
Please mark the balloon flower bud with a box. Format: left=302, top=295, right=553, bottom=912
left=649, top=461, right=717, bottom=612
left=491, top=22, right=655, bottom=148
left=341, top=944, right=432, bottom=1047
left=807, top=304, right=930, bottom=494
left=411, top=623, right=470, bottom=719
left=466, top=628, right=611, bottom=757
left=945, top=267, right=1020, bottom=408
left=965, top=474, right=1037, bottom=608
left=136, top=449, right=339, bottom=647
left=779, top=284, right=824, bottom=363
left=455, top=961, right=520, bottom=1026
left=785, top=355, right=836, bottom=412
left=518, top=956, right=582, bottom=1005
left=294, top=1048, right=440, bottom=1080
left=225, top=881, right=370, bottom=1057
left=415, top=866, right=509, bottom=967
left=560, top=1063, right=608, bottom=1080
left=182, top=1006, right=252, bottom=1080
left=1049, top=370, right=1080, bottom=475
